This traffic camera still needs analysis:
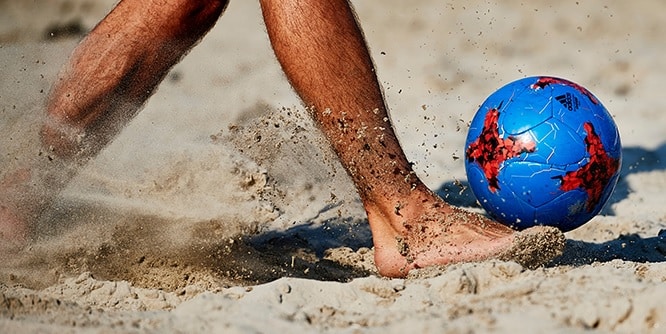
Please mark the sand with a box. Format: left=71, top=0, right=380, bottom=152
left=1, top=0, right=666, bottom=332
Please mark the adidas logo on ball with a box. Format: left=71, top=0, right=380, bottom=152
left=555, top=92, right=580, bottom=111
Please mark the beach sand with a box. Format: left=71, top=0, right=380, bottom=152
left=1, top=0, right=666, bottom=332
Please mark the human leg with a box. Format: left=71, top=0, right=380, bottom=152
left=1, top=0, right=228, bottom=245
left=259, top=0, right=564, bottom=277
left=43, top=0, right=228, bottom=158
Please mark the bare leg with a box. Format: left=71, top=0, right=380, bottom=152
left=260, top=0, right=564, bottom=277
left=1, top=0, right=228, bottom=245
left=43, top=0, right=228, bottom=158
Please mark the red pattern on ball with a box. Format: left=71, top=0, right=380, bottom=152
left=558, top=122, right=620, bottom=211
left=466, top=109, right=536, bottom=192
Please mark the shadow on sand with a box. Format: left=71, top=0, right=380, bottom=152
left=435, top=142, right=666, bottom=267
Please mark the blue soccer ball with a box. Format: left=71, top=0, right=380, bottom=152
left=464, top=76, right=622, bottom=232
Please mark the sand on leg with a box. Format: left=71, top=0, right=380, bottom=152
left=1, top=0, right=229, bottom=246
left=259, top=0, right=564, bottom=277
left=43, top=0, right=228, bottom=158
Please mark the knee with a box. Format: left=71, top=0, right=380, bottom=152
left=169, top=0, right=229, bottom=36
left=182, top=0, right=230, bottom=20
left=203, top=0, right=230, bottom=14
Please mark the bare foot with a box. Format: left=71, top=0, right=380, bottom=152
left=367, top=191, right=565, bottom=278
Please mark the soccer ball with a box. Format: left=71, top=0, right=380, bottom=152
left=464, top=76, right=622, bottom=232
